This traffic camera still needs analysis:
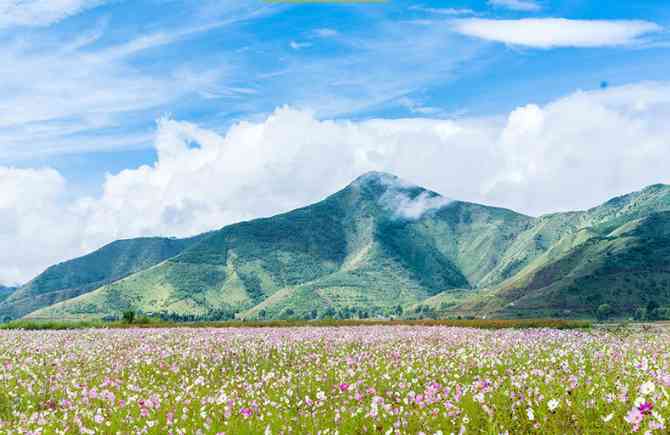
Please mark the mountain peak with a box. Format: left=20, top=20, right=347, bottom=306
left=352, top=171, right=402, bottom=186
left=348, top=171, right=452, bottom=220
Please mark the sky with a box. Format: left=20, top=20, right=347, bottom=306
left=1, top=0, right=670, bottom=284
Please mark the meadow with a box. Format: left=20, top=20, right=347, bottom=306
left=0, top=325, right=668, bottom=434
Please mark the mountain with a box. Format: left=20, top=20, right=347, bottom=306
left=0, top=286, right=16, bottom=303
left=454, top=187, right=670, bottom=319
left=0, top=236, right=203, bottom=321
left=26, top=173, right=533, bottom=320
left=5, top=172, right=670, bottom=321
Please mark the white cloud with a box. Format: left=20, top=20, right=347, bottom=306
left=0, top=167, right=83, bottom=285
left=290, top=40, right=312, bottom=50
left=2, top=82, right=670, bottom=284
left=488, top=0, right=540, bottom=12
left=0, top=0, right=105, bottom=28
left=409, top=6, right=475, bottom=16
left=313, top=28, right=338, bottom=37
left=453, top=18, right=662, bottom=48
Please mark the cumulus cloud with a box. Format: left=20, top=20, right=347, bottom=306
left=0, top=0, right=105, bottom=28
left=0, top=167, right=82, bottom=285
left=487, top=0, right=540, bottom=12
left=453, top=18, right=662, bottom=48
left=2, top=82, right=670, bottom=284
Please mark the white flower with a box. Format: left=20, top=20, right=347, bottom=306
left=602, top=413, right=614, bottom=423
left=547, top=399, right=559, bottom=412
left=640, top=381, right=656, bottom=396
left=652, top=410, right=665, bottom=424
left=527, top=407, right=535, bottom=421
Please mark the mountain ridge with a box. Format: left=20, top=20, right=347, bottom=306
left=3, top=173, right=669, bottom=321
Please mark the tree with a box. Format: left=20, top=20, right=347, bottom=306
left=596, top=304, right=612, bottom=321
left=647, top=300, right=659, bottom=320
left=122, top=310, right=135, bottom=324
left=633, top=307, right=647, bottom=321
left=654, top=307, right=670, bottom=320
left=646, top=300, right=660, bottom=317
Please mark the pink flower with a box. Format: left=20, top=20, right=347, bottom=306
left=338, top=383, right=350, bottom=392
left=638, top=401, right=653, bottom=415
left=625, top=407, right=643, bottom=429
left=240, top=407, right=253, bottom=417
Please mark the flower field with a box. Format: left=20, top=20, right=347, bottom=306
left=0, top=326, right=668, bottom=434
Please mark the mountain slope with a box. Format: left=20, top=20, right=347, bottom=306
left=454, top=210, right=670, bottom=319
left=0, top=286, right=16, bottom=304
left=0, top=236, right=202, bottom=320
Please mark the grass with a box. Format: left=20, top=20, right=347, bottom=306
left=0, top=317, right=592, bottom=330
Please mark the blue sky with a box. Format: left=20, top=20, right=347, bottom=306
left=1, top=0, right=670, bottom=283
left=3, top=0, right=669, bottom=190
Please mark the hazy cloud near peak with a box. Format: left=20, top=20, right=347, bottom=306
left=2, top=82, right=670, bottom=284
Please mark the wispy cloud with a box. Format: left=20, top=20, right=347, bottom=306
left=289, top=40, right=312, bottom=50
left=488, top=0, right=541, bottom=12
left=452, top=18, right=662, bottom=48
left=409, top=5, right=475, bottom=16
left=313, top=27, right=338, bottom=37
left=0, top=0, right=107, bottom=28
left=0, top=2, right=277, bottom=160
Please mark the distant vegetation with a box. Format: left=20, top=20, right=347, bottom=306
left=0, top=317, right=591, bottom=331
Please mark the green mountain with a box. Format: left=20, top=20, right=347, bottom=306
left=7, top=173, right=670, bottom=321
left=0, top=236, right=202, bottom=321
left=0, top=286, right=16, bottom=303
left=27, top=173, right=531, bottom=320
left=455, top=190, right=670, bottom=319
